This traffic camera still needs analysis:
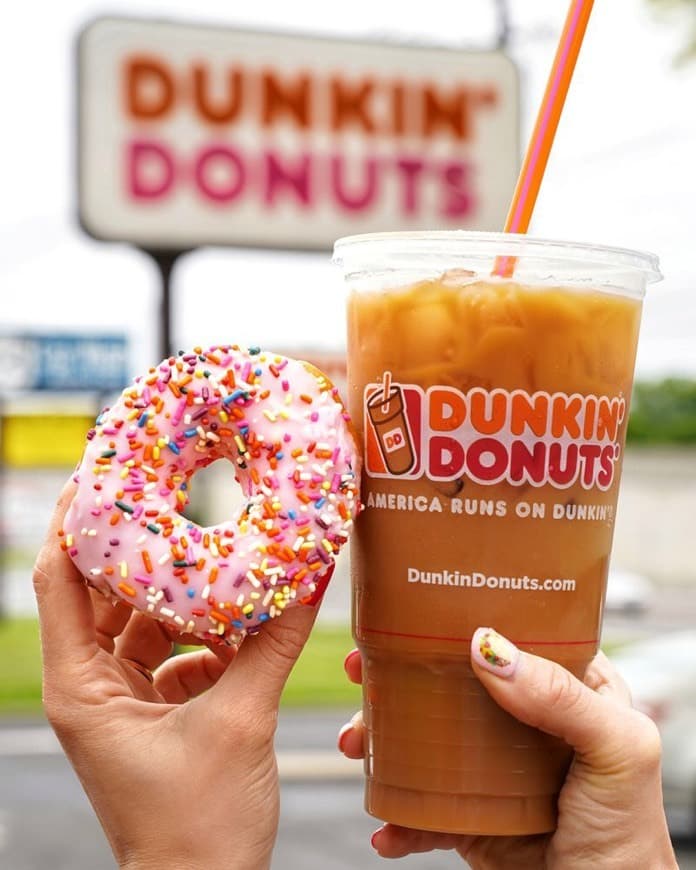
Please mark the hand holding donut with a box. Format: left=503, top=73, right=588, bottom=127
left=62, top=345, right=359, bottom=643
left=35, top=480, right=332, bottom=870
left=35, top=346, right=357, bottom=869
left=338, top=638, right=678, bottom=869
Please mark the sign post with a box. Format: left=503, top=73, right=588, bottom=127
left=142, top=249, right=189, bottom=359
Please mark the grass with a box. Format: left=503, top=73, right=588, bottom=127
left=0, top=617, right=628, bottom=717
left=283, top=623, right=359, bottom=707
left=0, top=618, right=43, bottom=714
left=1, top=549, right=36, bottom=570
left=0, top=617, right=358, bottom=715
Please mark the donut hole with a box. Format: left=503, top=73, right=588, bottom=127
left=181, top=457, right=247, bottom=528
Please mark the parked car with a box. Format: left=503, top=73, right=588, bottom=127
left=604, top=568, right=655, bottom=615
left=612, top=631, right=696, bottom=836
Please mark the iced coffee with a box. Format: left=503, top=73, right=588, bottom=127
left=336, top=232, right=660, bottom=836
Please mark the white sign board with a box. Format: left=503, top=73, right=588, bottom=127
left=78, top=17, right=519, bottom=250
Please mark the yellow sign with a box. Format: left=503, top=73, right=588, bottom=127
left=1, top=415, right=93, bottom=468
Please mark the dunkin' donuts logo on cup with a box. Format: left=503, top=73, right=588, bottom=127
left=364, top=375, right=627, bottom=491
left=365, top=380, right=421, bottom=477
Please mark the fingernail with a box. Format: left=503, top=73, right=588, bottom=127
left=370, top=827, right=384, bottom=851
left=343, top=649, right=360, bottom=672
left=337, top=722, right=352, bottom=754
left=306, top=564, right=335, bottom=607
left=471, top=627, right=519, bottom=678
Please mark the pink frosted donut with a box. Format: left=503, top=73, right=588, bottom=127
left=61, top=344, right=360, bottom=642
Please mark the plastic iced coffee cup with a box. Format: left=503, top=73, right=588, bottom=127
left=334, top=231, right=661, bottom=836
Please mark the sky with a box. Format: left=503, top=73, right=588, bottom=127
left=2, top=0, right=696, bottom=382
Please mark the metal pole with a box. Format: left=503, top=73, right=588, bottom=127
left=494, top=0, right=511, bottom=50
left=143, top=249, right=189, bottom=360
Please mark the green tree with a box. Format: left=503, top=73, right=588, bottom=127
left=628, top=378, right=696, bottom=444
left=648, top=0, right=696, bottom=62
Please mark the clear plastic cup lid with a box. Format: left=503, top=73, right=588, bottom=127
left=333, top=231, right=662, bottom=298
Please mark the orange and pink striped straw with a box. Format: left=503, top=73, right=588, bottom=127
left=494, top=0, right=595, bottom=277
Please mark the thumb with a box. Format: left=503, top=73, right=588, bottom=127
left=34, top=479, right=98, bottom=676
left=470, top=627, right=649, bottom=770
left=212, top=565, right=333, bottom=711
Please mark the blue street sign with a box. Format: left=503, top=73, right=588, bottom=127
left=0, top=333, right=129, bottom=392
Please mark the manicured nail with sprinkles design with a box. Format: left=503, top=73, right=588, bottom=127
left=471, top=627, right=519, bottom=678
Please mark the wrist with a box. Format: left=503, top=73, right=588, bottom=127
left=120, top=846, right=272, bottom=870
left=120, top=860, right=198, bottom=870
left=648, top=838, right=678, bottom=870
left=121, top=858, right=271, bottom=870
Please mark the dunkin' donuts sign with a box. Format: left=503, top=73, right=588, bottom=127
left=365, top=378, right=627, bottom=491
left=78, top=17, right=519, bottom=249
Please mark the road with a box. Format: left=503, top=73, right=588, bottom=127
left=1, top=712, right=695, bottom=870
left=603, top=582, right=696, bottom=645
